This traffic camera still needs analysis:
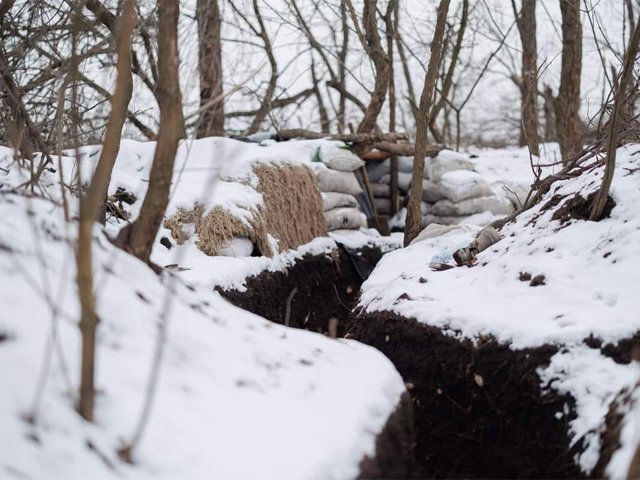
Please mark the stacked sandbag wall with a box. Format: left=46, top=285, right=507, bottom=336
left=367, top=150, right=518, bottom=228
left=314, top=147, right=369, bottom=232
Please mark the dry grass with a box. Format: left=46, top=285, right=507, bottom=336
left=163, top=164, right=327, bottom=257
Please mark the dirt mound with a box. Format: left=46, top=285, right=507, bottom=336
left=217, top=246, right=383, bottom=336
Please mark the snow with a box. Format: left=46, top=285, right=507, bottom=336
left=360, top=144, right=640, bottom=349
left=606, top=383, right=640, bottom=479
left=0, top=191, right=406, bottom=478
left=359, top=143, right=640, bottom=476
left=538, top=347, right=640, bottom=474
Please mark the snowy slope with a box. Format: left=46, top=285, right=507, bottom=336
left=360, top=143, right=640, bottom=348
left=358, top=143, right=640, bottom=476
left=0, top=190, right=406, bottom=479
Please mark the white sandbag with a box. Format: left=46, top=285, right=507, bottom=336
left=491, top=181, right=530, bottom=209
left=311, top=142, right=365, bottom=171
left=321, top=153, right=364, bottom=172
left=426, top=150, right=475, bottom=182
left=380, top=172, right=412, bottom=192
left=322, top=192, right=359, bottom=211
left=325, top=207, right=368, bottom=231
left=316, top=169, right=363, bottom=196
left=370, top=182, right=390, bottom=198
left=421, top=211, right=501, bottom=228
left=421, top=201, right=432, bottom=215
left=366, top=159, right=390, bottom=182
left=421, top=179, right=448, bottom=203
left=431, top=195, right=515, bottom=217
left=374, top=198, right=392, bottom=215
left=438, top=170, right=494, bottom=203
left=219, top=237, right=254, bottom=257
left=397, top=156, right=415, bottom=173
left=410, top=223, right=477, bottom=246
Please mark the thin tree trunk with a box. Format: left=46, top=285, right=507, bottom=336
left=120, top=0, right=182, bottom=265
left=542, top=84, right=557, bottom=141
left=513, top=0, right=540, bottom=155
left=429, top=0, right=468, bottom=145
left=338, top=0, right=348, bottom=133
left=77, top=0, right=136, bottom=422
left=347, top=0, right=390, bottom=134
left=311, top=59, right=330, bottom=133
left=385, top=0, right=400, bottom=214
left=555, top=0, right=582, bottom=162
left=404, top=0, right=451, bottom=246
left=196, top=0, right=224, bottom=138
left=590, top=16, right=640, bottom=220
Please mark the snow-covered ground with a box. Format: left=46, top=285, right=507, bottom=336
left=0, top=140, right=408, bottom=478
left=358, top=143, right=640, bottom=476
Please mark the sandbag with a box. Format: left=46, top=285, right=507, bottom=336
left=366, top=159, right=390, bottom=182
left=421, top=179, right=448, bottom=203
left=219, top=237, right=254, bottom=257
left=410, top=223, right=478, bottom=246
left=322, top=192, right=359, bottom=211
left=397, top=156, right=415, bottom=173
left=380, top=172, right=412, bottom=192
left=325, top=207, right=367, bottom=231
left=370, top=182, right=390, bottom=198
left=491, top=181, right=530, bottom=209
left=426, top=150, right=475, bottom=182
left=438, top=170, right=494, bottom=203
left=374, top=198, right=392, bottom=215
left=421, top=211, right=500, bottom=228
left=321, top=153, right=364, bottom=172
left=431, top=195, right=515, bottom=217
left=316, top=168, right=363, bottom=196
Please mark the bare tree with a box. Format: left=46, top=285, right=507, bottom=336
left=591, top=15, right=640, bottom=220
left=77, top=0, right=136, bottom=422
left=118, top=0, right=183, bottom=265
left=512, top=0, right=540, bottom=155
left=345, top=0, right=391, bottom=134
left=555, top=0, right=583, bottom=161
left=404, top=0, right=451, bottom=246
left=196, top=0, right=224, bottom=138
left=430, top=0, right=469, bottom=145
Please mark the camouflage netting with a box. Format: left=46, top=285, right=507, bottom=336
left=163, top=164, right=327, bottom=257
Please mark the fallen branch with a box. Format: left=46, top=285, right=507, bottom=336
left=372, top=142, right=443, bottom=157
left=276, top=129, right=408, bottom=143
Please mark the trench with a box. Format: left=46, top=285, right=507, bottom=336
left=216, top=244, right=585, bottom=479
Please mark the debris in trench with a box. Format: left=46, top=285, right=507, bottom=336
left=529, top=275, right=546, bottom=287
left=453, top=226, right=502, bottom=266
left=519, top=272, right=532, bottom=282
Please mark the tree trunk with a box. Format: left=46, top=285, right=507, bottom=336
left=590, top=16, right=640, bottom=220
left=515, top=0, right=540, bottom=155
left=120, top=0, right=182, bottom=265
left=555, top=0, right=582, bottom=162
left=77, top=0, right=136, bottom=422
left=404, top=0, right=451, bottom=246
left=352, top=0, right=390, bottom=134
left=385, top=0, right=400, bottom=214
left=196, top=0, right=224, bottom=138
left=429, top=0, right=469, bottom=145
left=542, top=84, right=557, bottom=142
left=338, top=0, right=349, bottom=133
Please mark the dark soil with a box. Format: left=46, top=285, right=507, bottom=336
left=217, top=245, right=383, bottom=337
left=551, top=192, right=616, bottom=224
left=346, top=310, right=584, bottom=479
left=358, top=391, right=415, bottom=479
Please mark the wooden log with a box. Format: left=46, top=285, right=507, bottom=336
left=373, top=142, right=444, bottom=157
left=276, top=129, right=409, bottom=143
